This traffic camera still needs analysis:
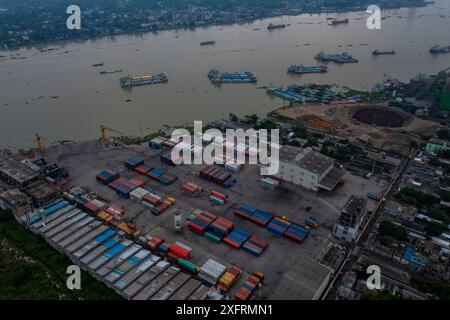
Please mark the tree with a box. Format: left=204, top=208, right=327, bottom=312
left=259, top=119, right=277, bottom=130
left=228, top=113, right=238, bottom=122
left=436, top=128, right=450, bottom=140
left=425, top=222, right=446, bottom=237
left=378, top=221, right=408, bottom=241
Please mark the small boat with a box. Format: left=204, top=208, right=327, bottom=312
left=430, top=45, right=450, bottom=54
left=99, top=69, right=123, bottom=75
left=200, top=41, right=216, bottom=46
left=268, top=23, right=286, bottom=30
left=329, top=18, right=349, bottom=25
left=92, top=63, right=104, bottom=67
left=372, top=50, right=396, bottom=55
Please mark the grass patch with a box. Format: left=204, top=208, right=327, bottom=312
left=0, top=209, right=120, bottom=300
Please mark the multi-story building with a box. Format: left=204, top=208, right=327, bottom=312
left=426, top=138, right=450, bottom=155
left=274, top=146, right=345, bottom=191
left=333, top=196, right=367, bottom=243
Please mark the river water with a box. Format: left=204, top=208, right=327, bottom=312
left=1, top=1, right=450, bottom=149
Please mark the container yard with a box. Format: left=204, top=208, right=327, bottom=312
left=207, top=69, right=257, bottom=84
left=3, top=138, right=385, bottom=300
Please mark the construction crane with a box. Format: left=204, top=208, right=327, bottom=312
left=35, top=133, right=46, bottom=151
left=100, top=125, right=123, bottom=140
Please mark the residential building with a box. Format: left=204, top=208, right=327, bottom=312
left=384, top=199, right=418, bottom=222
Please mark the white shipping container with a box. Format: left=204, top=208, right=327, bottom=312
left=130, top=187, right=150, bottom=201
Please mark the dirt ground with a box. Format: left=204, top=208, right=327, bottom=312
left=273, top=102, right=441, bottom=155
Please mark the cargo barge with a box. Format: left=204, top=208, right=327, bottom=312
left=200, top=41, right=215, bottom=46
left=267, top=23, right=285, bottom=30
left=372, top=50, right=396, bottom=55
left=429, top=45, right=450, bottom=54
left=100, top=69, right=123, bottom=75
left=314, top=52, right=358, bottom=64
left=287, top=64, right=327, bottom=74
left=119, top=73, right=168, bottom=88
left=207, top=69, right=257, bottom=84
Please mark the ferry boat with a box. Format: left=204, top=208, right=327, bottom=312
left=287, top=65, right=328, bottom=74
left=208, top=69, right=257, bottom=84
left=119, top=73, right=168, bottom=88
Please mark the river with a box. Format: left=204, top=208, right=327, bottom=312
left=1, top=0, right=450, bottom=149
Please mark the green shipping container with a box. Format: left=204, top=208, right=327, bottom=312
left=178, top=258, right=198, bottom=273
left=205, top=231, right=221, bottom=243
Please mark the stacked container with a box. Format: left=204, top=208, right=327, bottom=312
left=147, top=235, right=164, bottom=251
left=305, top=217, right=319, bottom=229
left=187, top=209, right=216, bottom=235
left=234, top=203, right=257, bottom=219
left=142, top=192, right=162, bottom=208
left=147, top=167, right=165, bottom=180
left=199, top=165, right=236, bottom=188
left=209, top=190, right=228, bottom=205
left=235, top=275, right=261, bottom=300
left=223, top=228, right=251, bottom=249
left=129, top=187, right=150, bottom=201
left=284, top=225, right=309, bottom=243
left=218, top=265, right=242, bottom=293
left=249, top=209, right=273, bottom=227
left=135, top=165, right=152, bottom=176
left=205, top=217, right=234, bottom=242
left=243, top=235, right=269, bottom=256
left=84, top=199, right=106, bottom=214
left=181, top=182, right=203, bottom=196
left=151, top=197, right=176, bottom=215
left=158, top=173, right=177, bottom=185
left=160, top=150, right=178, bottom=166
left=168, top=242, right=191, bottom=261
left=124, top=156, right=144, bottom=170
left=178, top=258, right=199, bottom=273
left=149, top=136, right=166, bottom=149
left=267, top=217, right=291, bottom=235
left=108, top=177, right=141, bottom=198
left=96, top=170, right=119, bottom=185
left=198, top=259, right=226, bottom=286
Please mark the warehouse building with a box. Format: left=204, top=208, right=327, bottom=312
left=0, top=156, right=40, bottom=189
left=274, top=146, right=345, bottom=191
left=0, top=189, right=31, bottom=217
left=333, top=196, right=367, bottom=243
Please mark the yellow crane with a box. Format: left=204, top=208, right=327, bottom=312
left=35, top=133, right=46, bottom=151
left=100, top=125, right=123, bottom=140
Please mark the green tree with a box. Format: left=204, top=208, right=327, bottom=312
left=378, top=221, right=408, bottom=241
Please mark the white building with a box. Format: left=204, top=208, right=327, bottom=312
left=274, top=146, right=345, bottom=191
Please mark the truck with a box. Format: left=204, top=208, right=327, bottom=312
left=218, top=265, right=242, bottom=293
left=367, top=191, right=381, bottom=201
left=234, top=271, right=264, bottom=300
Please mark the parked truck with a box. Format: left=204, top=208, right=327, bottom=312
left=367, top=191, right=381, bottom=201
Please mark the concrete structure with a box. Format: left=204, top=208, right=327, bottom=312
left=384, top=199, right=418, bottom=222
left=0, top=156, right=40, bottom=189
left=275, top=146, right=345, bottom=191
left=0, top=189, right=31, bottom=217
left=333, top=196, right=367, bottom=243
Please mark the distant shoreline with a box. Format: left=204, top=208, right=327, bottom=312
left=0, top=2, right=430, bottom=53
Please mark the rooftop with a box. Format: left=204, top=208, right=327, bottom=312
left=280, top=146, right=334, bottom=176
left=341, top=195, right=367, bottom=217
left=0, top=156, right=40, bottom=185
left=384, top=199, right=418, bottom=217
